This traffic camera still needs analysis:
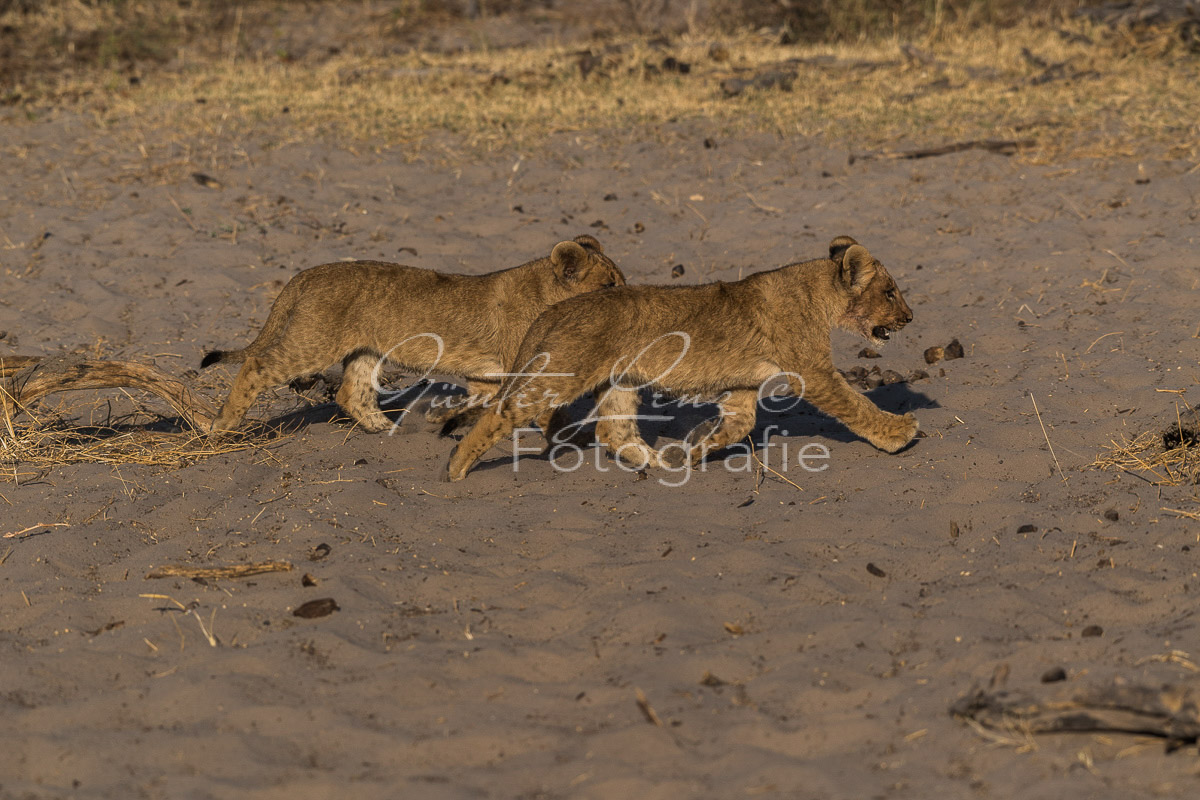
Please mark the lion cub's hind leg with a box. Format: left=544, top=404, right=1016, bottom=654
left=336, top=351, right=395, bottom=433
left=665, top=388, right=758, bottom=468
left=444, top=384, right=582, bottom=482
left=210, top=355, right=291, bottom=433
left=443, top=406, right=523, bottom=482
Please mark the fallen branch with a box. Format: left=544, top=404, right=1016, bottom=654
left=1, top=356, right=216, bottom=431
left=145, top=561, right=293, bottom=580
left=849, top=138, right=1035, bottom=164
left=953, top=672, right=1200, bottom=746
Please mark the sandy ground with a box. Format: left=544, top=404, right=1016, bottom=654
left=2, top=109, right=1199, bottom=799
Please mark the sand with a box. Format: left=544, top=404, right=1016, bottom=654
left=2, top=111, right=1199, bottom=799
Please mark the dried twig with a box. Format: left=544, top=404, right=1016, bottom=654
left=3, top=521, right=69, bottom=539
left=140, top=593, right=218, bottom=647
left=145, top=561, right=293, bottom=580
left=1030, top=394, right=1067, bottom=482
left=850, top=138, right=1034, bottom=163
left=750, top=447, right=804, bottom=492
left=635, top=687, right=663, bottom=727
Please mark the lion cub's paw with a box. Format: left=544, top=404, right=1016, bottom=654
left=355, top=416, right=393, bottom=434
left=205, top=421, right=237, bottom=438
left=658, top=444, right=690, bottom=470
left=868, top=412, right=919, bottom=453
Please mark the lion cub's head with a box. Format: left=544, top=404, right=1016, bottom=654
left=550, top=234, right=627, bottom=296
left=830, top=236, right=913, bottom=346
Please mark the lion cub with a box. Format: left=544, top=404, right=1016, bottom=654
left=444, top=236, right=916, bottom=481
left=202, top=235, right=625, bottom=433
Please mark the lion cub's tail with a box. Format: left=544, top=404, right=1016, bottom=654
left=200, top=349, right=245, bottom=369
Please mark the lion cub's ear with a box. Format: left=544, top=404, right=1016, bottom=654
left=551, top=240, right=589, bottom=280
left=572, top=234, right=604, bottom=253
left=840, top=244, right=876, bottom=292
left=828, top=235, right=858, bottom=262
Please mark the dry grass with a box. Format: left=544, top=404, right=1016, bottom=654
left=0, top=394, right=280, bottom=477
left=1093, top=409, right=1200, bottom=487
left=6, top=19, right=1199, bottom=163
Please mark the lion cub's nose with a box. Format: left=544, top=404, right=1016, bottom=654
left=905, top=311, right=913, bottom=323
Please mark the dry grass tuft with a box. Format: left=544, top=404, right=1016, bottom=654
left=0, top=394, right=279, bottom=477
left=1093, top=408, right=1200, bottom=487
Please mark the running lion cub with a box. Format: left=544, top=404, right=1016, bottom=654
left=444, top=236, right=916, bottom=481
left=202, top=235, right=625, bottom=433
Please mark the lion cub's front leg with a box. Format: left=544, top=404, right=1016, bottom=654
left=593, top=385, right=659, bottom=469
left=798, top=369, right=918, bottom=453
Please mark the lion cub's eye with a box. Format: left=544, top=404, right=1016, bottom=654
left=885, top=288, right=897, bottom=300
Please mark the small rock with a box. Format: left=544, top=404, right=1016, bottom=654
left=944, top=339, right=965, bottom=359
left=703, top=137, right=716, bottom=149
left=880, top=369, right=905, bottom=385
left=293, top=598, right=340, bottom=619
left=302, top=573, right=317, bottom=587
left=1017, top=524, right=1038, bottom=533
left=858, top=347, right=881, bottom=359
left=866, top=562, right=886, bottom=578
left=307, top=543, right=332, bottom=561
left=671, top=264, right=685, bottom=279
left=908, top=370, right=929, bottom=382
left=633, top=222, right=645, bottom=234
left=1041, top=666, right=1067, bottom=683
left=191, top=172, right=223, bottom=190
left=1081, top=625, right=1103, bottom=638
left=864, top=373, right=884, bottom=389
left=1103, top=509, right=1119, bottom=522
left=949, top=521, right=960, bottom=539
left=603, top=193, right=618, bottom=201
left=924, top=346, right=945, bottom=364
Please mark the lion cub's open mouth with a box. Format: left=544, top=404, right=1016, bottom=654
left=872, top=325, right=892, bottom=341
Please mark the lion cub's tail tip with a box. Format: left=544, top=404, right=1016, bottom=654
left=201, top=350, right=229, bottom=369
